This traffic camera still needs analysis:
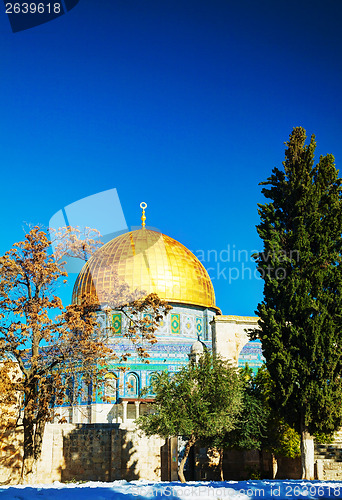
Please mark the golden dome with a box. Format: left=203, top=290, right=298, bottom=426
left=72, top=229, right=217, bottom=310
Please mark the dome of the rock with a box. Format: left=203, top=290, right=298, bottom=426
left=58, top=204, right=263, bottom=429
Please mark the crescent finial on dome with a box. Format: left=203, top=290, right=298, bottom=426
left=140, top=202, right=147, bottom=228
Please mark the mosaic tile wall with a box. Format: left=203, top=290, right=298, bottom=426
left=87, top=303, right=216, bottom=403
left=238, top=339, right=265, bottom=375
left=68, top=306, right=265, bottom=406
left=98, top=304, right=215, bottom=341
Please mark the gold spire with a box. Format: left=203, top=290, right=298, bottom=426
left=140, top=202, right=147, bottom=228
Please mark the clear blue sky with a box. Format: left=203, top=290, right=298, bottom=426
left=0, top=0, right=341, bottom=316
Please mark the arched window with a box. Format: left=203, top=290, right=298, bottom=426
left=147, top=372, right=160, bottom=395
left=80, top=377, right=91, bottom=404
left=104, top=373, right=118, bottom=400
left=126, top=373, right=139, bottom=397
left=66, top=377, right=75, bottom=405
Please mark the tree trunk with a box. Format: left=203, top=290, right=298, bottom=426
left=218, top=448, right=224, bottom=481
left=21, top=413, right=35, bottom=483
left=21, top=418, right=47, bottom=483
left=34, top=417, right=46, bottom=461
left=21, top=396, right=47, bottom=484
left=258, top=449, right=264, bottom=478
left=300, top=423, right=315, bottom=480
left=271, top=453, right=278, bottom=479
left=178, top=435, right=196, bottom=483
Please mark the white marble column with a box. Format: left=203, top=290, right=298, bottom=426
left=134, top=401, right=140, bottom=420
left=122, top=401, right=128, bottom=423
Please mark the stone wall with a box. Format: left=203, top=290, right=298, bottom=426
left=41, top=423, right=164, bottom=483
left=2, top=423, right=342, bottom=484
left=211, top=315, right=259, bottom=364
left=0, top=426, right=22, bottom=484
left=0, top=423, right=165, bottom=484
left=315, top=430, right=342, bottom=480
left=194, top=448, right=301, bottom=481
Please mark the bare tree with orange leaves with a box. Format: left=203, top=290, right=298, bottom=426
left=0, top=226, right=170, bottom=483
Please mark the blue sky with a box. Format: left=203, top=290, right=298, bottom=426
left=0, top=0, right=341, bottom=316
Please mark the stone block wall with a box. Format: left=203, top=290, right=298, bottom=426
left=211, top=315, right=258, bottom=364
left=0, top=423, right=165, bottom=484
left=2, top=423, right=342, bottom=484
left=40, top=423, right=165, bottom=483
left=0, top=426, right=22, bottom=484
left=315, top=430, right=342, bottom=480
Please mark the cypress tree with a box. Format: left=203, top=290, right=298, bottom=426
left=254, top=127, right=342, bottom=479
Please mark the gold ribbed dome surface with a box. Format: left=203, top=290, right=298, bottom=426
left=72, top=229, right=216, bottom=309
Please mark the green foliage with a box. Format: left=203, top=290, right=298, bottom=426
left=223, top=366, right=267, bottom=451
left=253, top=365, right=300, bottom=458
left=254, top=127, right=342, bottom=437
left=137, top=352, right=243, bottom=442
left=276, top=424, right=301, bottom=459
left=206, top=364, right=299, bottom=460
left=313, top=431, right=334, bottom=445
